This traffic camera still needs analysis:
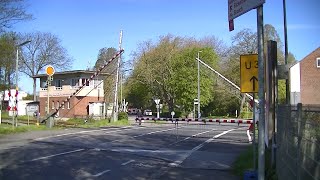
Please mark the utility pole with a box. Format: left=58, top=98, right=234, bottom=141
left=112, top=30, right=123, bottom=122
left=283, top=0, right=290, bottom=104
left=257, top=5, right=266, bottom=180
left=197, top=51, right=202, bottom=118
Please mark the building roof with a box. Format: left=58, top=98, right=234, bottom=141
left=32, top=70, right=111, bottom=78
left=289, top=47, right=320, bottom=69
left=26, top=101, right=40, bottom=105
left=300, top=47, right=320, bottom=62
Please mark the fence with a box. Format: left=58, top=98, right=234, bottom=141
left=277, top=103, right=320, bottom=180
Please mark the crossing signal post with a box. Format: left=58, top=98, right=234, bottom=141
left=46, top=65, right=55, bottom=128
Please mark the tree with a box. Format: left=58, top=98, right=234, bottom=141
left=170, top=47, right=218, bottom=113
left=0, top=0, right=32, bottom=33
left=0, top=32, right=16, bottom=90
left=126, top=35, right=219, bottom=114
left=94, top=47, right=117, bottom=103
left=19, top=32, right=73, bottom=100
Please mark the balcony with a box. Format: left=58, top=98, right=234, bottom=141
left=39, top=85, right=104, bottom=98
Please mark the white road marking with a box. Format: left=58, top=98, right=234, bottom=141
left=169, top=129, right=215, bottom=146
left=34, top=126, right=133, bottom=140
left=121, top=160, right=135, bottom=166
left=92, top=169, right=111, bottom=177
left=133, top=127, right=182, bottom=138
left=29, top=149, right=85, bottom=162
left=169, top=128, right=239, bottom=167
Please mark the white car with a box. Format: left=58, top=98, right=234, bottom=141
left=144, top=109, right=152, bottom=116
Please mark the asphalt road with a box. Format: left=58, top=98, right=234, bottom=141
left=0, top=119, right=251, bottom=180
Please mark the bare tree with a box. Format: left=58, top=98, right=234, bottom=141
left=19, top=32, right=73, bottom=100
left=0, top=0, right=32, bottom=33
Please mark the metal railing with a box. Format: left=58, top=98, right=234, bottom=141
left=277, top=103, right=320, bottom=180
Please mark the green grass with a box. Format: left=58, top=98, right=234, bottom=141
left=79, top=119, right=130, bottom=128
left=232, top=145, right=257, bottom=177
left=0, top=124, right=48, bottom=135
left=1, top=112, right=38, bottom=121
left=57, top=118, right=130, bottom=128
left=232, top=143, right=277, bottom=180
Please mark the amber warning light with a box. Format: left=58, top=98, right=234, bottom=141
left=46, top=65, right=55, bottom=76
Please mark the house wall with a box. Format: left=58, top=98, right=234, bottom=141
left=300, top=48, right=320, bottom=104
left=39, top=96, right=103, bottom=118
left=289, top=62, right=301, bottom=105
left=37, top=72, right=106, bottom=119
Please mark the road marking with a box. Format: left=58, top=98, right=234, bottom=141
left=169, top=128, right=239, bottom=167
left=169, top=129, right=215, bottom=146
left=133, top=127, right=182, bottom=138
left=29, top=149, right=85, bottom=162
left=34, top=126, right=133, bottom=140
left=121, top=160, right=135, bottom=166
left=92, top=169, right=111, bottom=177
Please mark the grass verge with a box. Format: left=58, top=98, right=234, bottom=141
left=57, top=118, right=130, bottom=128
left=0, top=124, right=48, bottom=135
left=232, top=145, right=256, bottom=177
left=232, top=144, right=277, bottom=180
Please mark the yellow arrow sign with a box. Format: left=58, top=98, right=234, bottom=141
left=240, top=54, right=258, bottom=93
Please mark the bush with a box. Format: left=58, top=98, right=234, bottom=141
left=118, top=112, right=128, bottom=120
left=160, top=111, right=182, bottom=118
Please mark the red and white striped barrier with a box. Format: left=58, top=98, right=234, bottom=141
left=135, top=117, right=253, bottom=124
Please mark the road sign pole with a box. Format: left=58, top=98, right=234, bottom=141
left=257, top=5, right=265, bottom=180
left=253, top=93, right=256, bottom=171
left=47, top=76, right=50, bottom=115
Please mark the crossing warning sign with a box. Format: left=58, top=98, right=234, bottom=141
left=240, top=54, right=258, bottom=93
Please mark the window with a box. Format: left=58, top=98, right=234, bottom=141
left=67, top=102, right=70, bottom=109
left=57, top=101, right=60, bottom=109
left=52, top=101, right=55, bottom=109
left=55, top=79, right=62, bottom=87
left=317, top=58, right=320, bottom=68
left=81, top=78, right=90, bottom=87
left=62, top=102, right=65, bottom=109
left=71, top=78, right=79, bottom=87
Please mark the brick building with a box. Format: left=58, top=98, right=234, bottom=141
left=290, top=47, right=320, bottom=105
left=33, top=70, right=109, bottom=119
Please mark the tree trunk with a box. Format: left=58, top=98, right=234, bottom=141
left=239, top=94, right=246, bottom=117
left=33, top=77, right=37, bottom=101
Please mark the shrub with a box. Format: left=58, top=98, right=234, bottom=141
left=118, top=112, right=128, bottom=120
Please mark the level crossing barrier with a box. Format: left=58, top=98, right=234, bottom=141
left=135, top=117, right=253, bottom=125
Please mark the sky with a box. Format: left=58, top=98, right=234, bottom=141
left=14, top=0, right=320, bottom=93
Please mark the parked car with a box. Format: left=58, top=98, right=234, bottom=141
left=144, top=109, right=152, bottom=116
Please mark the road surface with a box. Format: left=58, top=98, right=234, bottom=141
left=0, top=120, right=251, bottom=179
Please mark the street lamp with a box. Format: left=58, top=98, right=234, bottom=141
left=14, top=40, right=31, bottom=127
left=197, top=51, right=202, bottom=118
left=16, top=40, right=31, bottom=90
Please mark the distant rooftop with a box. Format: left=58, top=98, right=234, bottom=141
left=32, top=70, right=110, bottom=78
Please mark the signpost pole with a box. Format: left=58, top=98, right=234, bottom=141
left=253, top=93, right=256, bottom=170
left=257, top=5, right=265, bottom=180
left=47, top=76, right=50, bottom=117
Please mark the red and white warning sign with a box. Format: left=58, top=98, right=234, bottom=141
left=7, top=90, right=18, bottom=111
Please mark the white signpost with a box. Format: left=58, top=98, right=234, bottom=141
left=228, top=0, right=266, bottom=179
left=228, top=0, right=265, bottom=31
left=228, top=0, right=265, bottom=21
left=154, top=99, right=160, bottom=118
